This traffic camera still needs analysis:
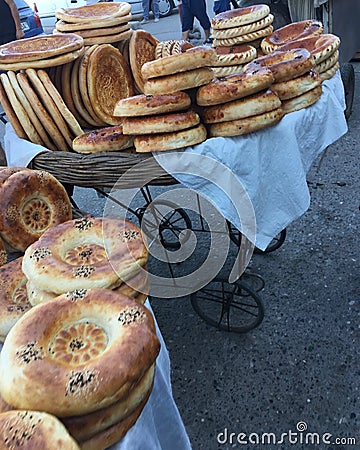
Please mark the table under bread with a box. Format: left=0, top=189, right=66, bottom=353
left=4, top=71, right=347, bottom=252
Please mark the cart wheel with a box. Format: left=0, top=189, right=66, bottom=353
left=227, top=221, right=286, bottom=253
left=254, top=228, right=287, bottom=254
left=139, top=199, right=192, bottom=250
left=340, top=62, right=355, bottom=120
left=190, top=279, right=264, bottom=333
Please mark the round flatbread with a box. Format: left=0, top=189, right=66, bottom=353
left=213, top=14, right=274, bottom=39
left=0, top=410, right=80, bottom=449
left=114, top=91, right=192, bottom=117
left=213, top=25, right=273, bottom=47
left=129, top=30, right=159, bottom=94
left=37, top=69, right=83, bottom=137
left=56, top=14, right=132, bottom=31
left=82, top=29, right=133, bottom=46
left=141, top=46, right=217, bottom=79
left=261, top=19, right=324, bottom=54
left=78, top=45, right=108, bottom=126
left=0, top=73, right=44, bottom=146
left=25, top=68, right=74, bottom=148
left=315, top=49, right=339, bottom=73
left=16, top=72, right=68, bottom=151
left=55, top=2, right=132, bottom=23
left=0, top=47, right=85, bottom=72
left=202, top=89, right=281, bottom=124
left=0, top=257, right=31, bottom=344
left=143, top=67, right=214, bottom=95
left=134, top=123, right=207, bottom=152
left=7, top=71, right=56, bottom=150
left=208, top=107, right=284, bottom=137
left=213, top=44, right=257, bottom=67
left=0, top=33, right=83, bottom=63
left=281, top=84, right=322, bottom=114
left=87, top=43, right=134, bottom=125
left=319, top=61, right=339, bottom=81
left=0, top=168, right=72, bottom=252
left=271, top=69, right=321, bottom=100
left=196, top=66, right=275, bottom=106
left=212, top=65, right=244, bottom=78
left=123, top=110, right=200, bottom=135
left=0, top=79, right=27, bottom=140
left=73, top=125, right=134, bottom=154
left=0, top=288, right=159, bottom=416
left=212, top=4, right=270, bottom=29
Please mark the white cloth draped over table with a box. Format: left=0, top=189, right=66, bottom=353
left=4, top=71, right=347, bottom=250
left=154, top=71, right=348, bottom=250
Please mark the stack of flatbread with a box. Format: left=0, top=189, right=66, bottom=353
left=52, top=43, right=134, bottom=129
left=196, top=67, right=284, bottom=137
left=0, top=33, right=84, bottom=71
left=211, top=5, right=273, bottom=59
left=276, top=33, right=341, bottom=83
left=114, top=91, right=207, bottom=152
left=0, top=68, right=83, bottom=150
left=141, top=46, right=216, bottom=95
left=54, top=2, right=133, bottom=46
left=211, top=44, right=258, bottom=78
left=155, top=39, right=194, bottom=58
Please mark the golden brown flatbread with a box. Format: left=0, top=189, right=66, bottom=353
left=56, top=14, right=132, bottom=31
left=17, top=72, right=68, bottom=151
left=87, top=44, right=134, bottom=125
left=55, top=2, right=132, bottom=23
left=0, top=73, right=44, bottom=146
left=129, top=30, right=159, bottom=94
left=0, top=80, right=27, bottom=140
left=72, top=125, right=134, bottom=154
left=0, top=33, right=83, bottom=63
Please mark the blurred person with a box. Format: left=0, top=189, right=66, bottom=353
left=0, top=0, right=24, bottom=45
left=141, top=0, right=160, bottom=24
left=181, top=0, right=212, bottom=44
left=213, top=0, right=231, bottom=14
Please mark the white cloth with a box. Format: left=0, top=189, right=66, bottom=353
left=0, top=301, right=192, bottom=450
left=154, top=72, right=348, bottom=250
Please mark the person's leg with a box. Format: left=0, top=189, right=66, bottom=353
left=181, top=0, right=194, bottom=40
left=193, top=0, right=212, bottom=42
left=152, top=0, right=160, bottom=20
left=141, top=0, right=150, bottom=21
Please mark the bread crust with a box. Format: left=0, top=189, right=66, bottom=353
left=22, top=217, right=148, bottom=293
left=55, top=2, right=131, bottom=23
left=202, top=89, right=281, bottom=124
left=196, top=66, right=274, bottom=106
left=141, top=46, right=217, bottom=79
left=0, top=169, right=72, bottom=252
left=261, top=20, right=324, bottom=54
left=56, top=14, right=132, bottom=31
left=212, top=4, right=270, bottom=29
left=123, top=110, right=200, bottom=135
left=208, top=107, right=284, bottom=137
left=244, top=48, right=314, bottom=82
left=73, top=125, right=133, bottom=153
left=213, top=44, right=256, bottom=67
left=143, top=67, right=214, bottom=95
left=0, top=77, right=28, bottom=140
left=213, top=25, right=273, bottom=47
left=213, top=14, right=273, bottom=39
left=0, top=257, right=31, bottom=343
left=114, top=91, right=191, bottom=117
left=276, top=33, right=340, bottom=65
left=271, top=69, right=321, bottom=100
left=0, top=289, right=160, bottom=417
left=281, top=84, right=322, bottom=114
left=134, top=124, right=207, bottom=152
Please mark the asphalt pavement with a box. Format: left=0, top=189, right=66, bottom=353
left=0, top=4, right=359, bottom=449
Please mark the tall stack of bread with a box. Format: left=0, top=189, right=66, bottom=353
left=210, top=4, right=273, bottom=77
left=54, top=2, right=133, bottom=45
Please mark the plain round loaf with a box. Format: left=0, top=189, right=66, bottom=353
left=143, top=67, right=214, bottom=95
left=196, top=66, right=275, bottom=106
left=73, top=125, right=134, bottom=153
left=114, top=91, right=191, bottom=117
left=202, top=89, right=281, bottom=124
left=123, top=111, right=200, bottom=135
left=271, top=69, right=321, bottom=100
left=208, top=107, right=284, bottom=137
left=281, top=85, right=322, bottom=114
left=141, top=46, right=217, bottom=80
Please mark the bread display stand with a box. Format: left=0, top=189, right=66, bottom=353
left=2, top=70, right=347, bottom=335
